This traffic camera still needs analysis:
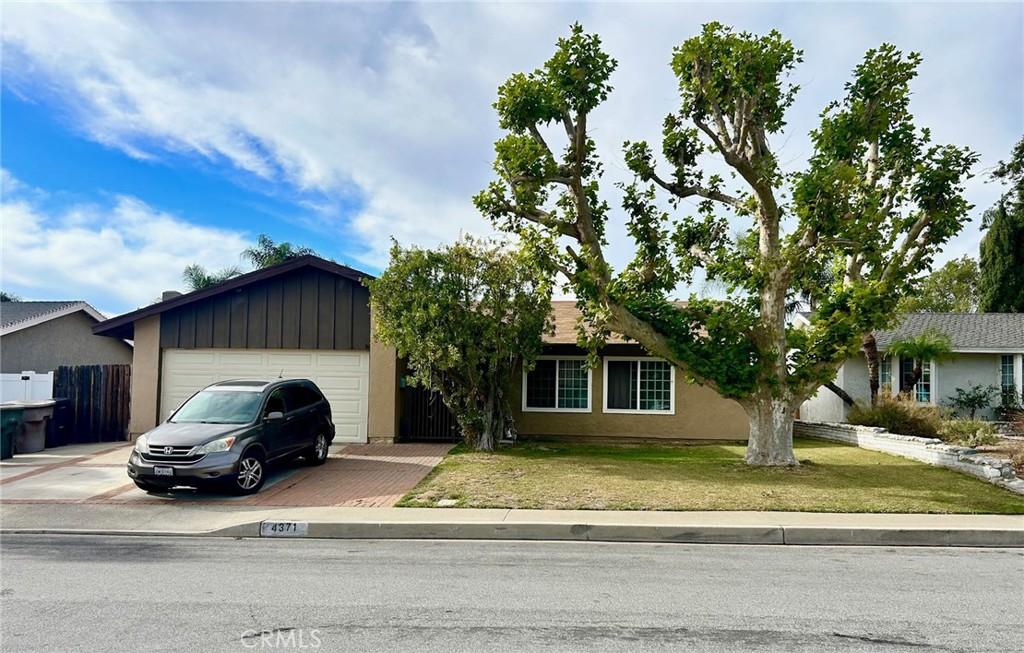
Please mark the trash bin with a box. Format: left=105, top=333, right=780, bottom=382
left=0, top=406, right=23, bottom=460
left=11, top=400, right=56, bottom=454
left=46, top=398, right=72, bottom=448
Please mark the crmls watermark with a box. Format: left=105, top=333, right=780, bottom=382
left=240, top=628, right=322, bottom=649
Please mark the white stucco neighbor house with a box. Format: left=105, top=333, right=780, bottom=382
left=799, top=313, right=1024, bottom=422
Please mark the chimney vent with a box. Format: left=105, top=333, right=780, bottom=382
left=162, top=290, right=183, bottom=302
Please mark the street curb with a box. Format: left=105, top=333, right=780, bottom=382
left=7, top=522, right=1020, bottom=547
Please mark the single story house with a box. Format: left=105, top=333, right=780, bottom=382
left=1, top=300, right=133, bottom=374
left=92, top=255, right=748, bottom=443
left=510, top=301, right=747, bottom=441
left=799, top=312, right=1024, bottom=422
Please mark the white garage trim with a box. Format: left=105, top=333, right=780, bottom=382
left=160, top=348, right=369, bottom=443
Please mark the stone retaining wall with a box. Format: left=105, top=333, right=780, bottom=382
left=795, top=421, right=1024, bottom=496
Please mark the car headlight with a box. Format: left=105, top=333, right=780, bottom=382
left=134, top=434, right=149, bottom=454
left=195, top=436, right=236, bottom=455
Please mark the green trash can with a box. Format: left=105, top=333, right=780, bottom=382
left=1, top=406, right=24, bottom=460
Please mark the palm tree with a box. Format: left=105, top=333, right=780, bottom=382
left=182, top=264, right=242, bottom=291
left=241, top=234, right=316, bottom=269
left=887, top=330, right=954, bottom=393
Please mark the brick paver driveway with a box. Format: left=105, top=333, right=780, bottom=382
left=0, top=443, right=452, bottom=508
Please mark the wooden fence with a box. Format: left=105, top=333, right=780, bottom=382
left=53, top=365, right=132, bottom=442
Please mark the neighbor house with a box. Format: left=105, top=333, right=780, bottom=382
left=92, top=255, right=749, bottom=444
left=799, top=313, right=1024, bottom=422
left=1, top=300, right=133, bottom=374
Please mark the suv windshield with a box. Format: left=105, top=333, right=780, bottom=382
left=171, top=390, right=263, bottom=424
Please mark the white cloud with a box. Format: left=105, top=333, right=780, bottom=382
left=0, top=173, right=250, bottom=312
left=1, top=2, right=1020, bottom=281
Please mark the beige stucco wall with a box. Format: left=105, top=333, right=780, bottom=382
left=128, top=315, right=161, bottom=438
left=511, top=360, right=749, bottom=441
left=367, top=317, right=399, bottom=443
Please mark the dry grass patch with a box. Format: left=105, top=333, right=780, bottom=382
left=398, top=437, right=1024, bottom=514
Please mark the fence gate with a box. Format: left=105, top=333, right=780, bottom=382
left=53, top=364, right=132, bottom=442
left=398, top=384, right=460, bottom=443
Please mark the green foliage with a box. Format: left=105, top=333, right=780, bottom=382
left=945, top=383, right=1000, bottom=419
left=367, top=237, right=553, bottom=451
left=848, top=395, right=942, bottom=438
left=181, top=264, right=241, bottom=291
left=242, top=234, right=316, bottom=269
left=0, top=290, right=21, bottom=302
left=886, top=330, right=954, bottom=366
left=979, top=137, right=1024, bottom=312
left=475, top=22, right=977, bottom=465
left=938, top=419, right=1000, bottom=447
left=896, top=256, right=979, bottom=313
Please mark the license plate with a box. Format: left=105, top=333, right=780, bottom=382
left=154, top=466, right=174, bottom=476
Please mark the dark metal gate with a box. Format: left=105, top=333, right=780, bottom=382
left=398, top=385, right=460, bottom=443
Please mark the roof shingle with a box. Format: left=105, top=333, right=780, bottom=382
left=874, top=313, right=1024, bottom=351
left=0, top=301, right=83, bottom=329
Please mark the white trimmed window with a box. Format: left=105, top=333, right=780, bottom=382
left=879, top=357, right=892, bottom=394
left=523, top=357, right=591, bottom=412
left=603, top=357, right=675, bottom=414
left=1001, top=355, right=1016, bottom=404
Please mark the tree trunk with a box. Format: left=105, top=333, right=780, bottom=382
left=476, top=386, right=497, bottom=452
left=824, top=381, right=855, bottom=407
left=907, top=361, right=923, bottom=394
left=744, top=397, right=799, bottom=466
left=862, top=332, right=880, bottom=405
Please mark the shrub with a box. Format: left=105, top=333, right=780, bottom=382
left=848, top=395, right=943, bottom=438
left=945, top=383, right=999, bottom=419
left=937, top=419, right=1000, bottom=447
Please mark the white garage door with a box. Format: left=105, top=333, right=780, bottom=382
left=160, top=349, right=369, bottom=443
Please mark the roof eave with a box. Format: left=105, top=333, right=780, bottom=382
left=92, top=255, right=374, bottom=338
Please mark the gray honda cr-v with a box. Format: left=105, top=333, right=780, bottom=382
left=127, top=378, right=335, bottom=495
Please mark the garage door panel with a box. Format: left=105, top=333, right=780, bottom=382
left=217, top=352, right=267, bottom=366
left=161, top=348, right=369, bottom=443
left=315, top=353, right=368, bottom=370
left=266, top=352, right=316, bottom=367
left=174, top=351, right=218, bottom=365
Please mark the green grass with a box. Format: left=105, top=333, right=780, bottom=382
left=397, top=437, right=1024, bottom=514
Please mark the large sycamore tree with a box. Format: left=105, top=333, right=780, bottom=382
left=475, top=23, right=976, bottom=465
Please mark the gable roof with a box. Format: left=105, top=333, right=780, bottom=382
left=92, top=255, right=373, bottom=340
left=1, top=301, right=107, bottom=336
left=874, top=313, right=1024, bottom=352
left=546, top=300, right=693, bottom=344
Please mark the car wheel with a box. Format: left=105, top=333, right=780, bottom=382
left=306, top=432, right=329, bottom=466
left=233, top=450, right=266, bottom=495
left=133, top=480, right=167, bottom=493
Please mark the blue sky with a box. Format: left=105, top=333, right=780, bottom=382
left=1, top=2, right=1021, bottom=315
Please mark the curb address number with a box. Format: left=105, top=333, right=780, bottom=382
left=261, top=521, right=309, bottom=537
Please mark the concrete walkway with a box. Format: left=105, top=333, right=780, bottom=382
left=2, top=502, right=1021, bottom=547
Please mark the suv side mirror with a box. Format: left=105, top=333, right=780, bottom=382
left=265, top=411, right=284, bottom=421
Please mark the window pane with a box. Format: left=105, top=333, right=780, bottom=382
left=899, top=359, right=915, bottom=393
left=1001, top=355, right=1016, bottom=405
left=606, top=360, right=637, bottom=410
left=557, top=360, right=588, bottom=409
left=526, top=359, right=557, bottom=408
left=915, top=362, right=931, bottom=403
left=879, top=358, right=892, bottom=394
left=639, top=361, right=672, bottom=411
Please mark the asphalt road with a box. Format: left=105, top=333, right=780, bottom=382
left=1, top=535, right=1021, bottom=652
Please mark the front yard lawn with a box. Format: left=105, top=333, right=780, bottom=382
left=398, top=437, right=1024, bottom=514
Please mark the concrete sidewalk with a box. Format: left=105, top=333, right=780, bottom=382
left=2, top=502, right=1021, bottom=547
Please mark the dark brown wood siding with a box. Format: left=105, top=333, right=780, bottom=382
left=159, top=267, right=370, bottom=351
